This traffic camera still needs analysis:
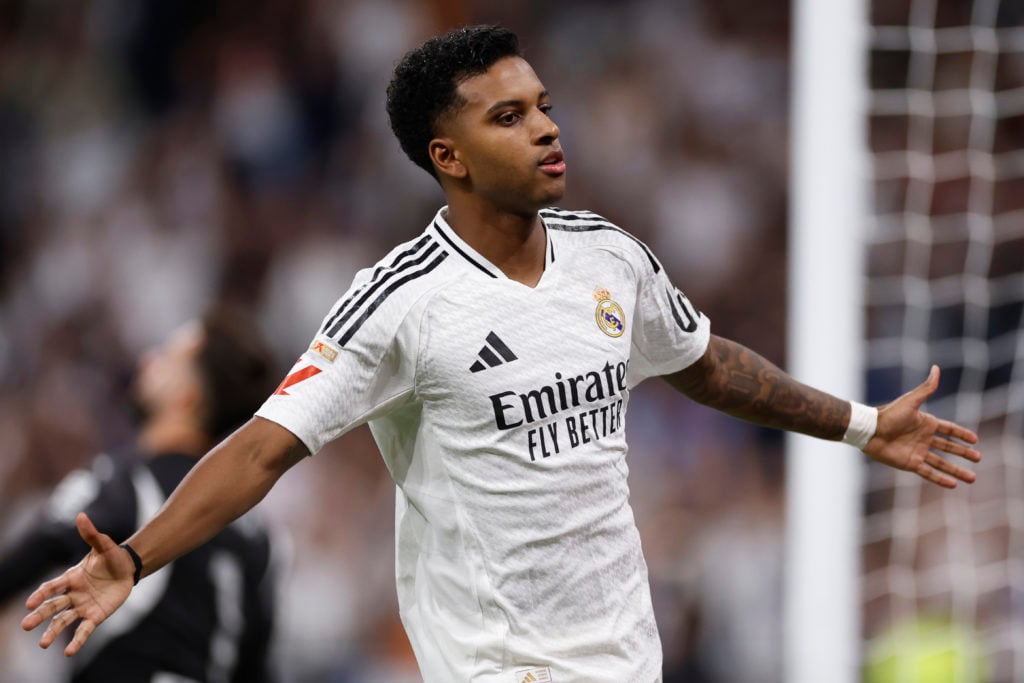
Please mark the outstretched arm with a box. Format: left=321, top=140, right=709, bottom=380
left=21, top=416, right=308, bottom=656
left=664, top=335, right=980, bottom=488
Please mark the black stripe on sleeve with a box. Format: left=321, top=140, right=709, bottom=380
left=326, top=240, right=441, bottom=338
left=540, top=210, right=661, bottom=274
left=321, top=234, right=434, bottom=335
left=433, top=221, right=498, bottom=278
left=539, top=208, right=604, bottom=222
left=337, top=252, right=449, bottom=346
left=321, top=282, right=371, bottom=337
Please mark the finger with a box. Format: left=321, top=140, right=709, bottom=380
left=65, top=619, right=96, bottom=657
left=32, top=594, right=73, bottom=621
left=910, top=365, right=940, bottom=408
left=925, top=451, right=976, bottom=484
left=935, top=419, right=980, bottom=446
left=915, top=461, right=957, bottom=489
left=76, top=512, right=116, bottom=555
left=24, top=574, right=69, bottom=614
left=931, top=435, right=982, bottom=462
left=39, top=608, right=79, bottom=649
left=22, top=595, right=65, bottom=632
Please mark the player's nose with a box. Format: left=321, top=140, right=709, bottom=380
left=532, top=111, right=559, bottom=145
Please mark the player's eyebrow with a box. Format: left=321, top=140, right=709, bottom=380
left=485, top=90, right=549, bottom=116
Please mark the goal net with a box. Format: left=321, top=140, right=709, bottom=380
left=861, top=0, right=1024, bottom=680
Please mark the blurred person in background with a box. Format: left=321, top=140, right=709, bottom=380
left=0, top=305, right=280, bottom=683
left=18, top=25, right=981, bottom=683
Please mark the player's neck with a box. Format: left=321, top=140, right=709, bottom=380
left=443, top=203, right=546, bottom=287
left=138, top=413, right=212, bottom=458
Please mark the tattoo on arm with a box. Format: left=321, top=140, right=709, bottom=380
left=665, top=335, right=851, bottom=440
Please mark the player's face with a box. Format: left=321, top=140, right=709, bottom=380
left=440, top=56, right=565, bottom=213
left=134, top=321, right=205, bottom=419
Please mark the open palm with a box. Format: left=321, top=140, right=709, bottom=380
left=21, top=512, right=135, bottom=656
left=863, top=365, right=981, bottom=488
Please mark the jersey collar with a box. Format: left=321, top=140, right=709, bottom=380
left=429, top=207, right=554, bottom=281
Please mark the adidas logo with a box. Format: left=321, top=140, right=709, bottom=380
left=522, top=675, right=537, bottom=683
left=470, top=332, right=518, bottom=373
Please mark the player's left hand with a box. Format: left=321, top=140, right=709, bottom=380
left=863, top=365, right=981, bottom=488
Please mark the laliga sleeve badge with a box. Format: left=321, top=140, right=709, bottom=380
left=310, top=339, right=339, bottom=362
left=593, top=286, right=625, bottom=337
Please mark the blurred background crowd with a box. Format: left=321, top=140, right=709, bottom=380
left=0, top=1, right=794, bottom=681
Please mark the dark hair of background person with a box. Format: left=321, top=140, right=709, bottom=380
left=386, top=24, right=522, bottom=180
left=196, top=305, right=278, bottom=441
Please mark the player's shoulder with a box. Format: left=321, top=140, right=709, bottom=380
left=540, top=206, right=620, bottom=231
left=319, top=227, right=457, bottom=345
left=359, top=228, right=455, bottom=286
left=540, top=207, right=662, bottom=273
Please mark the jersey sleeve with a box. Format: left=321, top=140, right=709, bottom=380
left=255, top=268, right=423, bottom=455
left=0, top=455, right=137, bottom=603
left=628, top=245, right=711, bottom=385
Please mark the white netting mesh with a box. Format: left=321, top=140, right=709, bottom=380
left=862, top=0, right=1024, bottom=680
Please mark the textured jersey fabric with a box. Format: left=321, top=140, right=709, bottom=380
left=0, top=452, right=277, bottom=683
left=257, top=207, right=710, bottom=683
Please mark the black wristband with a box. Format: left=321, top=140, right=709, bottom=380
left=119, top=543, right=143, bottom=585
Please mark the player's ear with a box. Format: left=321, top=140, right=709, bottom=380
left=429, top=137, right=467, bottom=181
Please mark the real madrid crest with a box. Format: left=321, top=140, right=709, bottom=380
left=593, top=286, right=625, bottom=337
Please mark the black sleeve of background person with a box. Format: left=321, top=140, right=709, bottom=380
left=64, top=454, right=281, bottom=683
left=0, top=457, right=139, bottom=604
left=231, top=533, right=278, bottom=683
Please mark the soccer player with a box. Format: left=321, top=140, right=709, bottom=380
left=4, top=306, right=279, bottom=683
left=21, top=26, right=981, bottom=683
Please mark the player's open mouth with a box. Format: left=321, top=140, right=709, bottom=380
left=539, top=151, right=566, bottom=176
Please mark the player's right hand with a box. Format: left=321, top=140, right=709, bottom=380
left=21, top=512, right=135, bottom=656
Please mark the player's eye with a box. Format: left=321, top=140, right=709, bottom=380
left=497, top=111, right=521, bottom=126
left=539, top=104, right=554, bottom=116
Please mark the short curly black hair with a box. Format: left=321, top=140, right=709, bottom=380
left=386, top=25, right=522, bottom=180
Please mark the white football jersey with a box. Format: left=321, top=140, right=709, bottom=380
left=257, top=207, right=711, bottom=683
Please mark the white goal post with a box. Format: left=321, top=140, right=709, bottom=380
left=785, top=0, right=868, bottom=682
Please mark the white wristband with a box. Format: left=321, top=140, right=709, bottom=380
left=842, top=401, right=878, bottom=451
